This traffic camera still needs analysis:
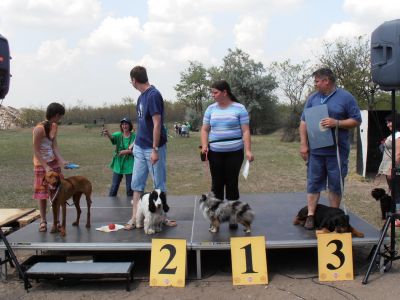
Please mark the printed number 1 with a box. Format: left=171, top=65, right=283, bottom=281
left=327, top=239, right=345, bottom=270
left=241, top=243, right=257, bottom=274
left=159, top=244, right=177, bottom=274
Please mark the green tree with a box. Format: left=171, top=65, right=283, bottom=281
left=318, top=36, right=374, bottom=109
left=270, top=59, right=313, bottom=142
left=219, top=48, right=279, bottom=134
left=175, top=61, right=210, bottom=117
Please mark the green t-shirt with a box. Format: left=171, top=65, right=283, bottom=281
left=109, top=131, right=135, bottom=174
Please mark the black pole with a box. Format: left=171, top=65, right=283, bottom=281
left=363, top=90, right=400, bottom=284
left=390, top=90, right=396, bottom=254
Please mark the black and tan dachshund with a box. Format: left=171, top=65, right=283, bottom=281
left=293, top=204, right=364, bottom=237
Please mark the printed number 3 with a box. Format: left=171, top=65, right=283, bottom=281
left=327, top=239, right=345, bottom=270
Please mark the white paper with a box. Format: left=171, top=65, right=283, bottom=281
left=95, top=224, right=124, bottom=232
left=242, top=160, right=250, bottom=180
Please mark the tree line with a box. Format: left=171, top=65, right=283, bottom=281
left=16, top=35, right=394, bottom=141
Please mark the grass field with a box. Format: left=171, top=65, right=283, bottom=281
left=0, top=124, right=386, bottom=229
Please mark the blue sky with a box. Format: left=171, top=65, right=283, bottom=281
left=0, top=0, right=399, bottom=108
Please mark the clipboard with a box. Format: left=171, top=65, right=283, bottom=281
left=304, top=104, right=334, bottom=149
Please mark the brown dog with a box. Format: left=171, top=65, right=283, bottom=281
left=44, top=171, right=92, bottom=237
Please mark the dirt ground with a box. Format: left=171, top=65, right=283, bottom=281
left=1, top=244, right=400, bottom=300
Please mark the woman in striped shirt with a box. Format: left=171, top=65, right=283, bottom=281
left=201, top=80, right=254, bottom=228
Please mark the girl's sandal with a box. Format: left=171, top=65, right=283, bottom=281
left=124, top=219, right=136, bottom=230
left=164, top=219, right=177, bottom=227
left=39, top=221, right=47, bottom=232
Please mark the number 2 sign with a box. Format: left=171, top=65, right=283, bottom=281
left=150, top=239, right=186, bottom=287
left=317, top=232, right=354, bottom=281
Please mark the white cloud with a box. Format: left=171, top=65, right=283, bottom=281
left=343, top=0, right=400, bottom=23
left=117, top=55, right=166, bottom=71
left=234, top=16, right=268, bottom=60
left=36, top=39, right=81, bottom=70
left=81, top=16, right=142, bottom=53
left=0, top=0, right=101, bottom=29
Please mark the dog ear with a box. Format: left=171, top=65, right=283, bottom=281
left=42, top=175, right=47, bottom=186
left=160, top=192, right=169, bottom=212
left=148, top=195, right=156, bottom=213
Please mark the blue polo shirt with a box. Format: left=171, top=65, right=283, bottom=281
left=301, top=87, right=361, bottom=156
left=134, top=86, right=167, bottom=149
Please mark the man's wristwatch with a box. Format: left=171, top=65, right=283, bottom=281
left=153, top=146, right=159, bottom=151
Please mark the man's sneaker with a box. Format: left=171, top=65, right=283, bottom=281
left=304, top=215, right=315, bottom=230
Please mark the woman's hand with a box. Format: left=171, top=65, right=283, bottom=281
left=102, top=128, right=110, bottom=138
left=201, top=144, right=209, bottom=154
left=246, top=150, right=254, bottom=162
left=118, top=150, right=131, bottom=156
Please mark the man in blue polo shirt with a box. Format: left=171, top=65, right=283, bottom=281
left=299, top=68, right=362, bottom=230
left=124, top=66, right=176, bottom=230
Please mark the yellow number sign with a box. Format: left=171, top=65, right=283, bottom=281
left=230, top=236, right=268, bottom=285
left=150, top=239, right=186, bottom=287
left=317, top=232, right=353, bottom=281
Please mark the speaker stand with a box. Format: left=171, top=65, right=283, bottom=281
left=363, top=90, right=400, bottom=284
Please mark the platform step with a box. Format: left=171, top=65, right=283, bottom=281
left=17, top=210, right=40, bottom=227
left=26, top=261, right=134, bottom=291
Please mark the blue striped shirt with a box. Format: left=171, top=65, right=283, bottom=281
left=203, top=102, right=249, bottom=152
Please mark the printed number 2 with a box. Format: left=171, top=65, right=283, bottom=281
left=327, top=239, right=345, bottom=270
left=241, top=243, right=257, bottom=274
left=159, top=244, right=177, bottom=274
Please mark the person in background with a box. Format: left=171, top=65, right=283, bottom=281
left=200, top=80, right=254, bottom=229
left=299, top=68, right=361, bottom=230
left=124, top=65, right=176, bottom=229
left=102, top=117, right=136, bottom=197
left=378, top=113, right=400, bottom=226
left=33, top=102, right=68, bottom=232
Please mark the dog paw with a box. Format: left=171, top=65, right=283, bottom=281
left=146, top=229, right=155, bottom=234
left=86, top=223, right=91, bottom=228
left=209, top=226, right=217, bottom=233
left=244, top=229, right=251, bottom=233
left=72, top=221, right=78, bottom=226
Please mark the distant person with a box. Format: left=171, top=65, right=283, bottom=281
left=200, top=80, right=254, bottom=229
left=180, top=123, right=189, bottom=137
left=33, top=102, right=68, bottom=232
left=102, top=117, right=136, bottom=197
left=299, top=68, right=361, bottom=230
left=124, top=65, right=176, bottom=229
left=378, top=113, right=400, bottom=226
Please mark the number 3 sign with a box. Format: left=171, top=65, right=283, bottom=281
left=150, top=239, right=186, bottom=287
left=317, top=232, right=354, bottom=281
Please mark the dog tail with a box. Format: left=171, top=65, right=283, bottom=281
left=237, top=203, right=255, bottom=222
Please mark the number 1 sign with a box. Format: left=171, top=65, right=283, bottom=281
left=230, top=236, right=268, bottom=285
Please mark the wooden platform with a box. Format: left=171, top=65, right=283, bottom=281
left=0, top=209, right=36, bottom=227
left=0, top=209, right=40, bottom=235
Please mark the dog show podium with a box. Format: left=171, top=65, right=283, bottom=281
left=0, top=192, right=385, bottom=284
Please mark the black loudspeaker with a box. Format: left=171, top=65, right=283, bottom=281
left=371, top=19, right=400, bottom=90
left=0, top=34, right=10, bottom=99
